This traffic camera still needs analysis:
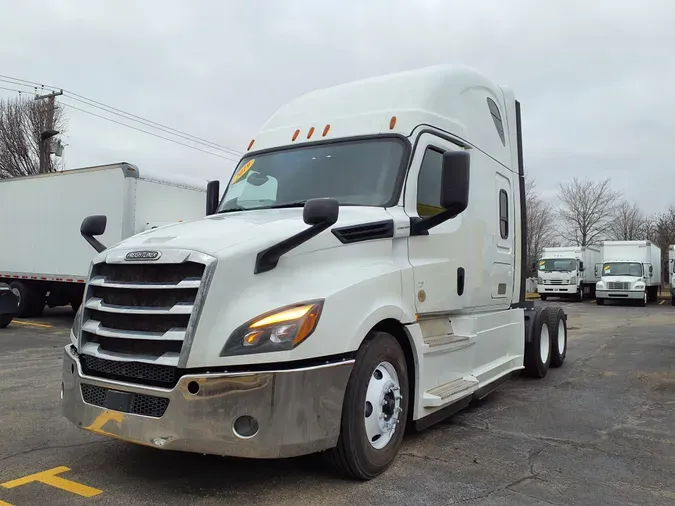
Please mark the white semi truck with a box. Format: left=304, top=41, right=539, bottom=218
left=0, top=163, right=207, bottom=317
left=61, top=65, right=569, bottom=480
left=669, top=245, right=674, bottom=306
left=536, top=245, right=602, bottom=302
left=596, top=240, right=662, bottom=306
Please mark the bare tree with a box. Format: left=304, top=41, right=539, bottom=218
left=0, top=95, right=67, bottom=178
left=525, top=175, right=557, bottom=275
left=556, top=177, right=622, bottom=246
left=607, top=200, right=646, bottom=240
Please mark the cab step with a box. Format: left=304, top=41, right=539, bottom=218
left=423, top=376, right=478, bottom=407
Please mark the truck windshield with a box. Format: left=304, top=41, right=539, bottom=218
left=538, top=258, right=576, bottom=272
left=217, top=137, right=408, bottom=212
left=602, top=262, right=643, bottom=277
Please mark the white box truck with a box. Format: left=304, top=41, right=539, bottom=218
left=536, top=245, right=602, bottom=302
left=0, top=163, right=207, bottom=317
left=669, top=245, right=674, bottom=306
left=596, top=240, right=661, bottom=306
left=61, top=65, right=569, bottom=480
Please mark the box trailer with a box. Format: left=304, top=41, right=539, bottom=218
left=0, top=163, right=207, bottom=317
left=596, top=240, right=661, bottom=306
left=536, top=245, right=602, bottom=302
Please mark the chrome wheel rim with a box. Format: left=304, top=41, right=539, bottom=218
left=364, top=361, right=402, bottom=450
left=558, top=318, right=566, bottom=355
left=540, top=323, right=550, bottom=364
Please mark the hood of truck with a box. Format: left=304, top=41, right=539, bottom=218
left=105, top=206, right=396, bottom=258
left=600, top=275, right=643, bottom=284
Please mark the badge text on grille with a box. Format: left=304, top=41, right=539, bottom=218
left=125, top=250, right=161, bottom=261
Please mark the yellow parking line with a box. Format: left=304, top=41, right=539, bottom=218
left=659, top=300, right=665, bottom=305
left=0, top=499, right=14, bottom=505
left=10, top=320, right=53, bottom=329
left=1, top=466, right=102, bottom=498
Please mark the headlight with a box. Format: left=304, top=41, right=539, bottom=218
left=634, top=283, right=645, bottom=290
left=596, top=281, right=604, bottom=288
left=537, top=277, right=543, bottom=284
left=570, top=276, right=577, bottom=284
left=220, top=300, right=324, bottom=356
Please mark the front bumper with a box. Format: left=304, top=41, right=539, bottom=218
left=537, top=284, right=578, bottom=295
left=61, top=345, right=354, bottom=459
left=595, top=289, right=645, bottom=300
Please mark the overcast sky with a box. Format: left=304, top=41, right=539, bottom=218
left=1, top=0, right=673, bottom=213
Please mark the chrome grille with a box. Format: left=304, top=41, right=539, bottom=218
left=545, top=279, right=565, bottom=285
left=607, top=281, right=630, bottom=290
left=77, top=249, right=216, bottom=385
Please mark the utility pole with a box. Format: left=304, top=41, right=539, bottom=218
left=35, top=89, right=63, bottom=173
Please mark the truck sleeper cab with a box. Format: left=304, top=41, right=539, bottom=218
left=61, top=65, right=568, bottom=480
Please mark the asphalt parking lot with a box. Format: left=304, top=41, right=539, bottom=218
left=0, top=299, right=673, bottom=506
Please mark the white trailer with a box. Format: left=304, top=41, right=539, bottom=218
left=62, top=65, right=569, bottom=480
left=0, top=163, right=207, bottom=317
left=669, top=245, right=674, bottom=306
left=536, top=245, right=602, bottom=302
left=596, top=240, right=661, bottom=306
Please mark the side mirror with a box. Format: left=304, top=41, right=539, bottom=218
left=303, top=198, right=339, bottom=226
left=206, top=180, right=220, bottom=216
left=440, top=151, right=470, bottom=217
left=411, top=150, right=470, bottom=235
left=531, top=262, right=537, bottom=271
left=579, top=261, right=585, bottom=272
left=80, top=215, right=107, bottom=253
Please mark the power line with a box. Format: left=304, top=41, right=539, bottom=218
left=0, top=85, right=31, bottom=95
left=60, top=101, right=241, bottom=162
left=0, top=74, right=243, bottom=156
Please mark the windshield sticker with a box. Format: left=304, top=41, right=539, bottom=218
left=539, top=261, right=545, bottom=267
left=232, top=159, right=255, bottom=184
left=603, top=265, right=610, bottom=272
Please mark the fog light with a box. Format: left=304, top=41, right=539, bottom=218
left=233, top=415, right=259, bottom=439
left=187, top=381, right=200, bottom=395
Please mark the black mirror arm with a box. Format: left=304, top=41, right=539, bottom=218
left=82, top=234, right=106, bottom=254
left=254, top=217, right=337, bottom=274
left=410, top=208, right=460, bottom=236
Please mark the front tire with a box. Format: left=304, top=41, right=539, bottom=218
left=539, top=294, right=547, bottom=301
left=326, top=331, right=409, bottom=480
left=671, top=296, right=675, bottom=307
left=639, top=291, right=647, bottom=307
left=597, top=298, right=605, bottom=306
left=576, top=287, right=583, bottom=302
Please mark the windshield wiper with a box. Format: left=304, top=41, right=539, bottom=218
left=216, top=205, right=245, bottom=214
left=265, top=201, right=308, bottom=209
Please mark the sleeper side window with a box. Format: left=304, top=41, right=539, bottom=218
left=499, top=189, right=509, bottom=239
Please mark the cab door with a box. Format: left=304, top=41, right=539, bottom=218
left=403, top=132, right=467, bottom=315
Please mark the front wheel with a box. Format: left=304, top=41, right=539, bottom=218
left=639, top=291, right=647, bottom=307
left=326, top=331, right=409, bottom=480
left=576, top=288, right=583, bottom=302
left=671, top=296, right=675, bottom=307
left=596, top=298, right=605, bottom=306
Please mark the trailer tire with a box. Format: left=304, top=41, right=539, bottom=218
left=548, top=307, right=567, bottom=368
left=326, top=331, right=409, bottom=480
left=0, top=314, right=12, bottom=329
left=524, top=306, right=551, bottom=379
